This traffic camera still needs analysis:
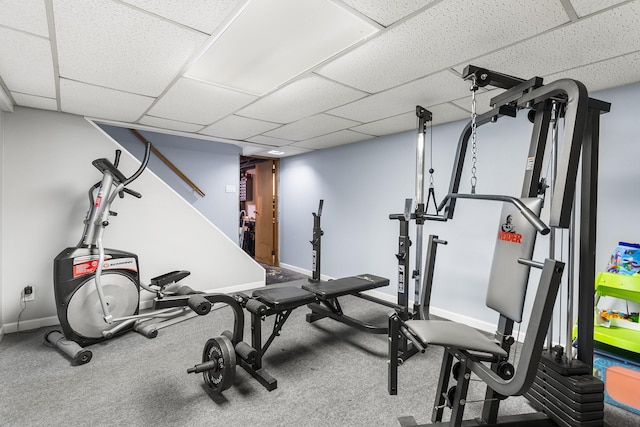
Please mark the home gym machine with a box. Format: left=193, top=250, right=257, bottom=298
left=223, top=108, right=449, bottom=391
left=46, top=141, right=252, bottom=378
left=388, top=65, right=610, bottom=427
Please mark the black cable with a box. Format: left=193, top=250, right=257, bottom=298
left=16, top=292, right=27, bottom=333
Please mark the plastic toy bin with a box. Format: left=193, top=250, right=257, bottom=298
left=594, top=355, right=640, bottom=415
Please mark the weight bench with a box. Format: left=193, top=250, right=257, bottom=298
left=236, top=273, right=389, bottom=390
left=303, top=274, right=390, bottom=333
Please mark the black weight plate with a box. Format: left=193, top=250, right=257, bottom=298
left=202, top=336, right=236, bottom=393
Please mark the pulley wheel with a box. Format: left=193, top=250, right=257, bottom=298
left=202, top=336, right=236, bottom=394
left=497, top=361, right=514, bottom=380
left=451, top=362, right=461, bottom=380
left=447, top=386, right=457, bottom=408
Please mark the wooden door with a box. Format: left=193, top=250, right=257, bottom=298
left=254, top=160, right=278, bottom=266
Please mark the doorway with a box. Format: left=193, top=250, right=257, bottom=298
left=239, top=156, right=279, bottom=266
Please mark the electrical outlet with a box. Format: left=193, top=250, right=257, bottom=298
left=23, top=286, right=35, bottom=302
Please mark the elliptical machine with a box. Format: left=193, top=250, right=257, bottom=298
left=46, top=141, right=211, bottom=364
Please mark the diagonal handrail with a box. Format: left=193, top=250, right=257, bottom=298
left=129, top=129, right=205, bottom=197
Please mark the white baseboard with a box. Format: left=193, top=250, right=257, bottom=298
left=279, top=263, right=333, bottom=281
left=3, top=315, right=61, bottom=334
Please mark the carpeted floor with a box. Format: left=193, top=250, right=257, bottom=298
left=1, top=282, right=637, bottom=426
left=260, top=263, right=309, bottom=285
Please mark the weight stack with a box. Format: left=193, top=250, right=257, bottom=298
left=525, top=351, right=605, bottom=427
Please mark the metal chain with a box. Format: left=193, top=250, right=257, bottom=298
left=470, top=75, right=478, bottom=194
left=428, top=120, right=434, bottom=188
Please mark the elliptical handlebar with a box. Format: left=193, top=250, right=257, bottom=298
left=79, top=141, right=152, bottom=248
left=124, top=141, right=151, bottom=186
left=92, top=141, right=152, bottom=187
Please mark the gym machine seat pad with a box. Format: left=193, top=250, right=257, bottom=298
left=302, top=274, right=389, bottom=299
left=405, top=319, right=508, bottom=358
left=252, top=287, right=316, bottom=310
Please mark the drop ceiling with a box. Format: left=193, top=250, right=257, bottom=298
left=1, top=0, right=639, bottom=158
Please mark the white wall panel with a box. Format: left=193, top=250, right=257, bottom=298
left=1, top=107, right=263, bottom=330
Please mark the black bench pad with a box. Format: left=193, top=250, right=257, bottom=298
left=302, top=274, right=389, bottom=299
left=252, top=287, right=316, bottom=310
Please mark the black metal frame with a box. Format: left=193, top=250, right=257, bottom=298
left=240, top=304, right=297, bottom=391
left=306, top=296, right=391, bottom=334
left=305, top=197, right=429, bottom=362
left=154, top=293, right=246, bottom=346
left=310, top=199, right=324, bottom=282
left=306, top=201, right=405, bottom=331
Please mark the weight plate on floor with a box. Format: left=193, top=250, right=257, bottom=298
left=202, top=336, right=236, bottom=393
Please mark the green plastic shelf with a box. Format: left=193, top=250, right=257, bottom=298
left=594, top=325, right=640, bottom=354
left=596, top=272, right=640, bottom=303
left=594, top=272, right=640, bottom=353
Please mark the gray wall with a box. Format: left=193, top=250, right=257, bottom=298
left=98, top=124, right=242, bottom=242
left=279, top=82, right=640, bottom=327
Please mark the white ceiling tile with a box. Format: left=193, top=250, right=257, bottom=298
left=451, top=89, right=505, bottom=116
left=341, top=0, right=436, bottom=26
left=328, top=71, right=470, bottom=122
left=0, top=0, right=49, bottom=37
left=119, top=0, right=242, bottom=34
left=569, top=0, right=627, bottom=17
left=350, top=102, right=471, bottom=136
left=148, top=77, right=256, bottom=125
left=265, top=114, right=360, bottom=141
left=454, top=1, right=640, bottom=84
left=11, top=92, right=57, bottom=111
left=0, top=27, right=55, bottom=97
left=544, top=51, right=640, bottom=93
left=250, top=145, right=314, bottom=157
left=317, top=0, right=569, bottom=93
left=53, top=0, right=207, bottom=96
left=60, top=79, right=154, bottom=122
left=293, top=129, right=372, bottom=150
left=349, top=111, right=416, bottom=136
left=428, top=102, right=472, bottom=126
left=236, top=74, right=367, bottom=123
left=138, top=115, right=204, bottom=133
left=200, top=115, right=281, bottom=140
left=185, top=0, right=379, bottom=95
left=246, top=135, right=294, bottom=147
left=236, top=142, right=274, bottom=156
